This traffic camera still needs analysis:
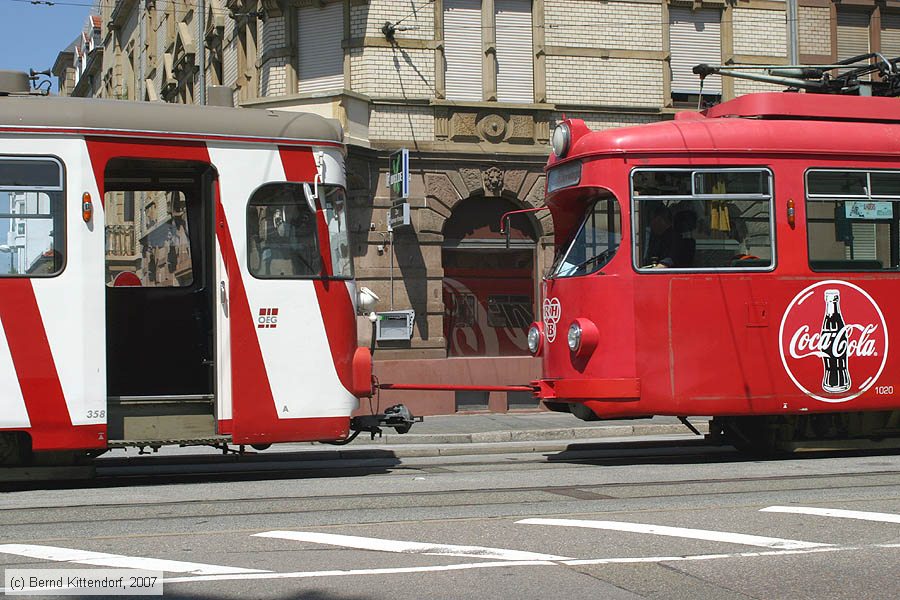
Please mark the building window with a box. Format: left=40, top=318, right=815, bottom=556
left=297, top=2, right=344, bottom=94
left=669, top=7, right=721, bottom=106
left=807, top=170, right=900, bottom=272
left=443, top=0, right=534, bottom=103
left=247, top=183, right=322, bottom=279
left=632, top=168, right=774, bottom=271
left=0, top=158, right=65, bottom=277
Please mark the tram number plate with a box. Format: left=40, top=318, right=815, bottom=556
left=875, top=386, right=894, bottom=395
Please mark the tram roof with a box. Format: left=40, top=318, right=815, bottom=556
left=0, top=94, right=343, bottom=145
left=562, top=93, right=900, bottom=161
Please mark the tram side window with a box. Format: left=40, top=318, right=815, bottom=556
left=0, top=158, right=65, bottom=277
left=104, top=190, right=194, bottom=287
left=551, top=195, right=622, bottom=277
left=807, top=170, right=900, bottom=271
left=248, top=183, right=322, bottom=278
left=632, top=169, right=774, bottom=270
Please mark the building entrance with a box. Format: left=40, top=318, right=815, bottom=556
left=442, top=196, right=537, bottom=357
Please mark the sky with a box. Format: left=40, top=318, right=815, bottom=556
left=1, top=1, right=94, bottom=89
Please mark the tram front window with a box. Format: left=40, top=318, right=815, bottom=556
left=552, top=196, right=622, bottom=277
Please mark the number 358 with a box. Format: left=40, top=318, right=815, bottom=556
left=86, top=410, right=105, bottom=419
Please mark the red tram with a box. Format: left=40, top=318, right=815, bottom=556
left=529, top=65, right=900, bottom=452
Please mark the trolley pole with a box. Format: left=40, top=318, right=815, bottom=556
left=787, top=0, right=799, bottom=65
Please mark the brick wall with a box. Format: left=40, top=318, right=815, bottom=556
left=369, top=105, right=435, bottom=140
left=544, top=0, right=662, bottom=51
left=350, top=47, right=435, bottom=98
left=545, top=56, right=663, bottom=107
left=351, top=0, right=434, bottom=40
left=799, top=6, right=832, bottom=56
left=733, top=9, right=787, bottom=57
left=260, top=17, right=288, bottom=96
left=550, top=111, right=663, bottom=132
left=734, top=77, right=786, bottom=96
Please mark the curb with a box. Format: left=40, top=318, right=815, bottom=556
left=349, top=421, right=708, bottom=446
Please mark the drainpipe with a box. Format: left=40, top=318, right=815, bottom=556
left=787, top=0, right=799, bottom=65
left=199, top=0, right=206, bottom=104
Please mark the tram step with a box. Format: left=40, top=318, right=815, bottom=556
left=106, top=435, right=232, bottom=449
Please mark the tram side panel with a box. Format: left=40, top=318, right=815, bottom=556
left=0, top=136, right=106, bottom=451
left=208, top=143, right=357, bottom=445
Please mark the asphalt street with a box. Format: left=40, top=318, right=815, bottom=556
left=1, top=435, right=899, bottom=599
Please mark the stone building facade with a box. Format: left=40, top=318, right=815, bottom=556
left=54, top=0, right=881, bottom=414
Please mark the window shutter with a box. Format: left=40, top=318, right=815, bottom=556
left=837, top=11, right=870, bottom=62
left=298, top=3, right=344, bottom=94
left=444, top=0, right=483, bottom=101
left=669, top=7, right=721, bottom=95
left=880, top=13, right=900, bottom=59
left=495, top=0, right=533, bottom=104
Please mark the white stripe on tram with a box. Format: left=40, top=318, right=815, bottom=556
left=252, top=531, right=573, bottom=561
left=516, top=518, right=830, bottom=550
left=761, top=505, right=900, bottom=524
left=0, top=544, right=269, bottom=576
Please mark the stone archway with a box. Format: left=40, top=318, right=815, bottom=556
left=441, top=195, right=538, bottom=358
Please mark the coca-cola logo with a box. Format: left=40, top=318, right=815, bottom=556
left=779, top=281, right=888, bottom=403
left=542, top=297, right=561, bottom=343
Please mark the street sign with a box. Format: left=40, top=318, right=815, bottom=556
left=388, top=200, right=410, bottom=230
left=387, top=148, right=409, bottom=201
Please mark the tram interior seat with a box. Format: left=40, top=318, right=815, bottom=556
left=810, top=259, right=884, bottom=271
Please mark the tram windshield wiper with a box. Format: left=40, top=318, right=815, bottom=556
left=565, top=248, right=615, bottom=276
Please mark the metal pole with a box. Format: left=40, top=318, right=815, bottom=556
left=787, top=0, right=800, bottom=66
left=199, top=0, right=206, bottom=105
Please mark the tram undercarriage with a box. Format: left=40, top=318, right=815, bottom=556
left=710, top=411, right=900, bottom=455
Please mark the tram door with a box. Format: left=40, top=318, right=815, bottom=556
left=103, top=159, right=218, bottom=442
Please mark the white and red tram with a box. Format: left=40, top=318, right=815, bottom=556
left=0, top=72, right=411, bottom=466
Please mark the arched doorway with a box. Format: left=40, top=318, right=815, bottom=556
left=442, top=196, right=538, bottom=357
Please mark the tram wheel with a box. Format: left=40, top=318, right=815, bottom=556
left=251, top=444, right=271, bottom=451
left=714, top=416, right=789, bottom=457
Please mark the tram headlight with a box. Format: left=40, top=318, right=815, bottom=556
left=527, top=323, right=544, bottom=356
left=567, top=322, right=582, bottom=352
left=551, top=123, right=571, bottom=158
left=567, top=318, right=599, bottom=358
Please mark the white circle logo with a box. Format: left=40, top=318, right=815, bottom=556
left=779, top=280, right=888, bottom=403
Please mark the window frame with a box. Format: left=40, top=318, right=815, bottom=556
left=246, top=181, right=326, bottom=281
left=0, top=155, right=66, bottom=279
left=805, top=167, right=900, bottom=273
left=550, top=192, right=622, bottom=278
left=630, top=166, right=777, bottom=274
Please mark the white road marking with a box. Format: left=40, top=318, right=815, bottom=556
left=516, top=518, right=830, bottom=550
left=159, top=543, right=899, bottom=585
left=0, top=544, right=268, bottom=576
left=761, top=505, right=900, bottom=524
left=253, top=531, right=573, bottom=561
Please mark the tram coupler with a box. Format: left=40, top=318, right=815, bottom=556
left=350, top=404, right=422, bottom=439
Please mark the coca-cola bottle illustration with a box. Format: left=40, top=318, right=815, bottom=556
left=821, top=289, right=851, bottom=393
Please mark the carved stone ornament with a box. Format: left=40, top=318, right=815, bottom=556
left=483, top=167, right=504, bottom=196
left=477, top=113, right=507, bottom=143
